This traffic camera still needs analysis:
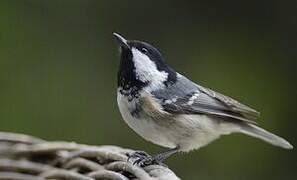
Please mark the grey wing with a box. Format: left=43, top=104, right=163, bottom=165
left=196, top=84, right=260, bottom=120
left=152, top=75, right=259, bottom=124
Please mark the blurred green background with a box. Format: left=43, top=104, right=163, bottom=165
left=0, top=0, right=296, bottom=179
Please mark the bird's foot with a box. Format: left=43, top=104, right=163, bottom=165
left=126, top=151, right=167, bottom=167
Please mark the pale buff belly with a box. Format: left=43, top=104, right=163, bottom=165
left=117, top=92, right=239, bottom=152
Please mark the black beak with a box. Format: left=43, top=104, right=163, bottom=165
left=113, top=33, right=130, bottom=49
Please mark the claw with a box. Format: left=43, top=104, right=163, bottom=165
left=127, top=148, right=178, bottom=167
left=127, top=151, right=165, bottom=167
left=133, top=159, right=141, bottom=165
left=127, top=151, right=149, bottom=163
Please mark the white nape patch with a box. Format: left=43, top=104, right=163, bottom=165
left=132, top=48, right=168, bottom=92
left=187, top=91, right=200, bottom=105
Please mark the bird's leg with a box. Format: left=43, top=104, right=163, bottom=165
left=152, top=147, right=179, bottom=162
left=127, top=147, right=179, bottom=167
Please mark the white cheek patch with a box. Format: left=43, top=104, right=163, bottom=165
left=132, top=48, right=168, bottom=92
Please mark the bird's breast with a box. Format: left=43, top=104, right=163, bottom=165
left=117, top=90, right=176, bottom=148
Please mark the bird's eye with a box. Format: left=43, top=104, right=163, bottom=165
left=141, top=48, right=148, bottom=54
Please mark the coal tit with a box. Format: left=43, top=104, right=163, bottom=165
left=113, top=33, right=293, bottom=167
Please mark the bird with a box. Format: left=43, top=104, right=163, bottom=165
left=113, top=33, right=293, bottom=167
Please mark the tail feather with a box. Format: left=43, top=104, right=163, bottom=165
left=239, top=123, right=293, bottom=149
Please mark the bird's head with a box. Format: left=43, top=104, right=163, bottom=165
left=113, top=33, right=176, bottom=93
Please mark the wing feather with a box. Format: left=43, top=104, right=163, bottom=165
left=152, top=74, right=260, bottom=124
left=196, top=84, right=260, bottom=119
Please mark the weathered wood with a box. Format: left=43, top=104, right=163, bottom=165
left=0, top=132, right=180, bottom=180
